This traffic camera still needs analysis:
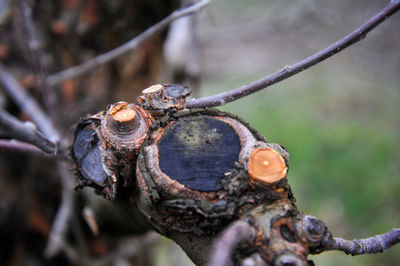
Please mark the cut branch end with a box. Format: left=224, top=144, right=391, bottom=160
left=248, top=147, right=287, bottom=185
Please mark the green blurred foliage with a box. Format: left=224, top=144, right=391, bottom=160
left=160, top=0, right=400, bottom=265
left=204, top=72, right=400, bottom=265
left=199, top=72, right=397, bottom=265
left=195, top=1, right=399, bottom=264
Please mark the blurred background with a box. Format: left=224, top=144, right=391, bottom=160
left=196, top=0, right=400, bottom=265
left=0, top=0, right=399, bottom=265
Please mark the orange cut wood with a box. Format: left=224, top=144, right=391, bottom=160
left=107, top=102, right=138, bottom=132
left=248, top=147, right=287, bottom=184
left=112, top=107, right=136, bottom=123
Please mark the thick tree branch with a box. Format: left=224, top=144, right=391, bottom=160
left=48, top=0, right=210, bottom=85
left=0, top=63, right=59, bottom=142
left=0, top=109, right=56, bottom=155
left=18, top=0, right=56, bottom=116
left=186, top=0, right=400, bottom=108
left=326, top=228, right=400, bottom=255
left=207, top=220, right=257, bottom=266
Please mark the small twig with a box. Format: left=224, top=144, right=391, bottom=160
left=186, top=0, right=400, bottom=108
left=0, top=63, right=59, bottom=142
left=82, top=206, right=99, bottom=236
left=70, top=205, right=91, bottom=260
left=60, top=232, right=159, bottom=266
left=0, top=109, right=56, bottom=155
left=48, top=0, right=210, bottom=85
left=0, top=139, right=44, bottom=154
left=207, top=220, right=257, bottom=266
left=80, top=233, right=159, bottom=266
left=44, top=161, right=75, bottom=258
left=0, top=139, right=70, bottom=160
left=18, top=0, right=56, bottom=117
left=326, top=228, right=400, bottom=255
left=240, top=253, right=266, bottom=266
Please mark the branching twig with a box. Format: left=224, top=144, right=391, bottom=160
left=0, top=109, right=56, bottom=155
left=48, top=0, right=210, bottom=85
left=18, top=0, right=56, bottom=117
left=186, top=0, right=400, bottom=108
left=0, top=63, right=59, bottom=142
left=327, top=228, right=400, bottom=255
left=207, top=220, right=257, bottom=266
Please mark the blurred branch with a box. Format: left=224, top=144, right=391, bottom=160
left=186, top=0, right=400, bottom=108
left=0, top=138, right=70, bottom=160
left=48, top=0, right=210, bottom=85
left=45, top=161, right=75, bottom=258
left=0, top=139, right=45, bottom=154
left=0, top=109, right=56, bottom=155
left=240, top=253, right=266, bottom=266
left=80, top=233, right=159, bottom=266
left=18, top=0, right=56, bottom=116
left=0, top=63, right=59, bottom=142
left=326, top=228, right=400, bottom=255
left=207, top=220, right=257, bottom=266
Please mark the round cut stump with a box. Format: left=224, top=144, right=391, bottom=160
left=158, top=116, right=241, bottom=191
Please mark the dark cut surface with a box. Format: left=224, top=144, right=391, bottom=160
left=73, top=128, right=108, bottom=185
left=158, top=116, right=241, bottom=191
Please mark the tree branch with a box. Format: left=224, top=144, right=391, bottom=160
left=207, top=220, right=257, bottom=266
left=0, top=109, right=56, bottom=155
left=48, top=0, right=210, bottom=86
left=79, top=233, right=159, bottom=266
left=45, top=161, right=75, bottom=258
left=18, top=0, right=56, bottom=116
left=0, top=63, right=59, bottom=142
left=0, top=139, right=44, bottom=154
left=327, top=228, right=400, bottom=255
left=186, top=0, right=400, bottom=109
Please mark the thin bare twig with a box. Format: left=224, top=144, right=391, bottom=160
left=186, top=0, right=400, bottom=108
left=48, top=0, right=210, bottom=85
left=82, top=206, right=99, bottom=236
left=0, top=139, right=71, bottom=160
left=0, top=109, right=56, bottom=155
left=327, top=228, right=400, bottom=255
left=207, top=220, right=257, bottom=266
left=45, top=161, right=75, bottom=258
left=18, top=0, right=56, bottom=117
left=79, top=233, right=159, bottom=266
left=240, top=253, right=266, bottom=266
left=0, top=139, right=44, bottom=154
left=0, top=63, right=59, bottom=142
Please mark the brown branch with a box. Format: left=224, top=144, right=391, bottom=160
left=0, top=109, right=56, bottom=155
left=186, top=0, right=400, bottom=109
left=18, top=0, right=56, bottom=117
left=0, top=63, right=60, bottom=142
left=48, top=0, right=210, bottom=86
left=326, top=228, right=400, bottom=255
left=207, top=220, right=257, bottom=266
